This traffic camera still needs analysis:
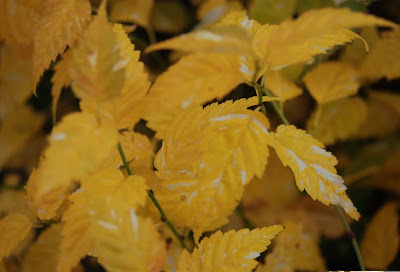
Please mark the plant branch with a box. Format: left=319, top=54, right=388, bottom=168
left=335, top=206, right=366, bottom=271
left=117, top=143, right=188, bottom=250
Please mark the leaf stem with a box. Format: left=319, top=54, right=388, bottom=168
left=236, top=203, right=255, bottom=229
left=117, top=143, right=188, bottom=250
left=335, top=206, right=366, bottom=271
left=145, top=25, right=157, bottom=45
left=255, top=83, right=290, bottom=125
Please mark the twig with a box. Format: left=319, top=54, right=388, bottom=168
left=117, top=143, right=188, bottom=250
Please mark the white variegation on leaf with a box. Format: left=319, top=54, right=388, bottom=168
left=271, top=125, right=360, bottom=220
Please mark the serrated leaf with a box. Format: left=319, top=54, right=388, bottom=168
left=249, top=0, right=297, bottom=25
left=154, top=98, right=275, bottom=239
left=264, top=70, right=302, bottom=100
left=25, top=112, right=118, bottom=219
left=303, top=61, right=360, bottom=104
left=257, top=221, right=325, bottom=272
left=0, top=0, right=41, bottom=45
left=197, top=0, right=243, bottom=28
left=24, top=224, right=63, bottom=272
left=360, top=202, right=400, bottom=269
left=361, top=29, right=400, bottom=82
left=0, top=213, right=32, bottom=259
left=307, top=97, right=368, bottom=145
left=272, top=125, right=360, bottom=220
left=0, top=44, right=33, bottom=120
left=109, top=0, right=154, bottom=27
left=178, top=226, right=283, bottom=272
left=253, top=8, right=396, bottom=68
left=144, top=53, right=243, bottom=138
left=69, top=2, right=125, bottom=103
left=32, top=0, right=91, bottom=91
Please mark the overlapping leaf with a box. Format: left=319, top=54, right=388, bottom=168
left=360, top=202, right=399, bottom=269
left=178, top=226, right=283, bottom=272
left=303, top=61, right=360, bottom=104
left=307, top=97, right=368, bottom=145
left=0, top=213, right=32, bottom=259
left=264, top=70, right=302, bottom=100
left=144, top=53, right=243, bottom=138
left=25, top=112, right=118, bottom=219
left=32, top=0, right=91, bottom=90
left=271, top=125, right=360, bottom=220
left=154, top=98, right=275, bottom=239
left=109, top=0, right=154, bottom=27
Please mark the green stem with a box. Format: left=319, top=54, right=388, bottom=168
left=145, top=25, right=157, bottom=45
left=254, top=83, right=267, bottom=115
left=335, top=206, right=366, bottom=271
left=252, top=80, right=366, bottom=271
left=236, top=203, right=255, bottom=229
left=117, top=143, right=188, bottom=250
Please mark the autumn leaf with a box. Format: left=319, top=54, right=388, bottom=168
left=271, top=125, right=360, bottom=220
left=0, top=213, right=32, bottom=259
left=264, top=70, right=302, bottom=100
left=144, top=53, right=243, bottom=138
left=257, top=221, right=325, bottom=272
left=0, top=190, right=37, bottom=223
left=360, top=202, right=400, bottom=269
left=25, top=112, right=118, bottom=219
left=361, top=29, right=400, bottom=82
left=303, top=61, right=360, bottom=104
left=109, top=0, right=154, bottom=27
left=154, top=98, right=275, bottom=240
left=32, top=0, right=91, bottom=91
left=249, top=0, right=297, bottom=25
left=307, top=97, right=368, bottom=145
left=197, top=0, right=243, bottom=27
left=178, top=226, right=283, bottom=272
left=69, top=2, right=125, bottom=103
left=24, top=224, right=64, bottom=272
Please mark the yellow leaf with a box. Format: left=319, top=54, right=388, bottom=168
left=197, top=0, right=243, bottom=27
left=253, top=8, right=396, bottom=68
left=58, top=193, right=93, bottom=272
left=178, top=226, right=283, bottom=272
left=144, top=53, right=243, bottom=138
left=303, top=61, right=360, bottom=104
left=370, top=91, right=400, bottom=116
left=0, top=190, right=37, bottom=223
left=272, top=125, right=360, bottom=220
left=32, top=0, right=91, bottom=91
left=25, top=112, right=118, bottom=219
left=249, top=0, right=297, bottom=25
left=51, top=50, right=73, bottom=123
left=307, top=97, right=368, bottom=145
left=360, top=202, right=400, bottom=269
left=69, top=2, right=125, bottom=103
left=151, top=0, right=191, bottom=34
left=0, top=44, right=33, bottom=120
left=109, top=0, right=154, bottom=27
left=0, top=106, right=45, bottom=169
left=154, top=98, right=274, bottom=239
left=361, top=29, right=400, bottom=82
left=257, top=221, right=325, bottom=272
left=0, top=213, right=32, bottom=259
left=24, top=224, right=64, bottom=272
left=86, top=191, right=166, bottom=272
left=0, top=0, right=41, bottom=45
left=264, top=70, right=302, bottom=100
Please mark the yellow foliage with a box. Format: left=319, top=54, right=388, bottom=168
left=24, top=224, right=64, bottom=272
left=249, top=0, right=297, bottom=25
left=197, top=0, right=243, bottom=27
left=361, top=29, right=400, bottom=82
left=109, top=0, right=154, bottom=27
left=257, top=221, right=325, bottom=272
left=25, top=112, right=118, bottom=219
left=303, top=61, right=360, bottom=104
left=307, top=97, right=368, bottom=145
left=178, top=226, right=283, bottom=272
left=145, top=53, right=243, bottom=138
left=0, top=213, right=32, bottom=259
left=32, top=0, right=91, bottom=91
left=272, top=125, right=360, bottom=220
left=360, top=202, right=400, bottom=269
left=154, top=98, right=274, bottom=239
left=0, top=0, right=42, bottom=45
left=264, top=70, right=302, bottom=100
left=69, top=2, right=125, bottom=103
left=0, top=190, right=37, bottom=223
